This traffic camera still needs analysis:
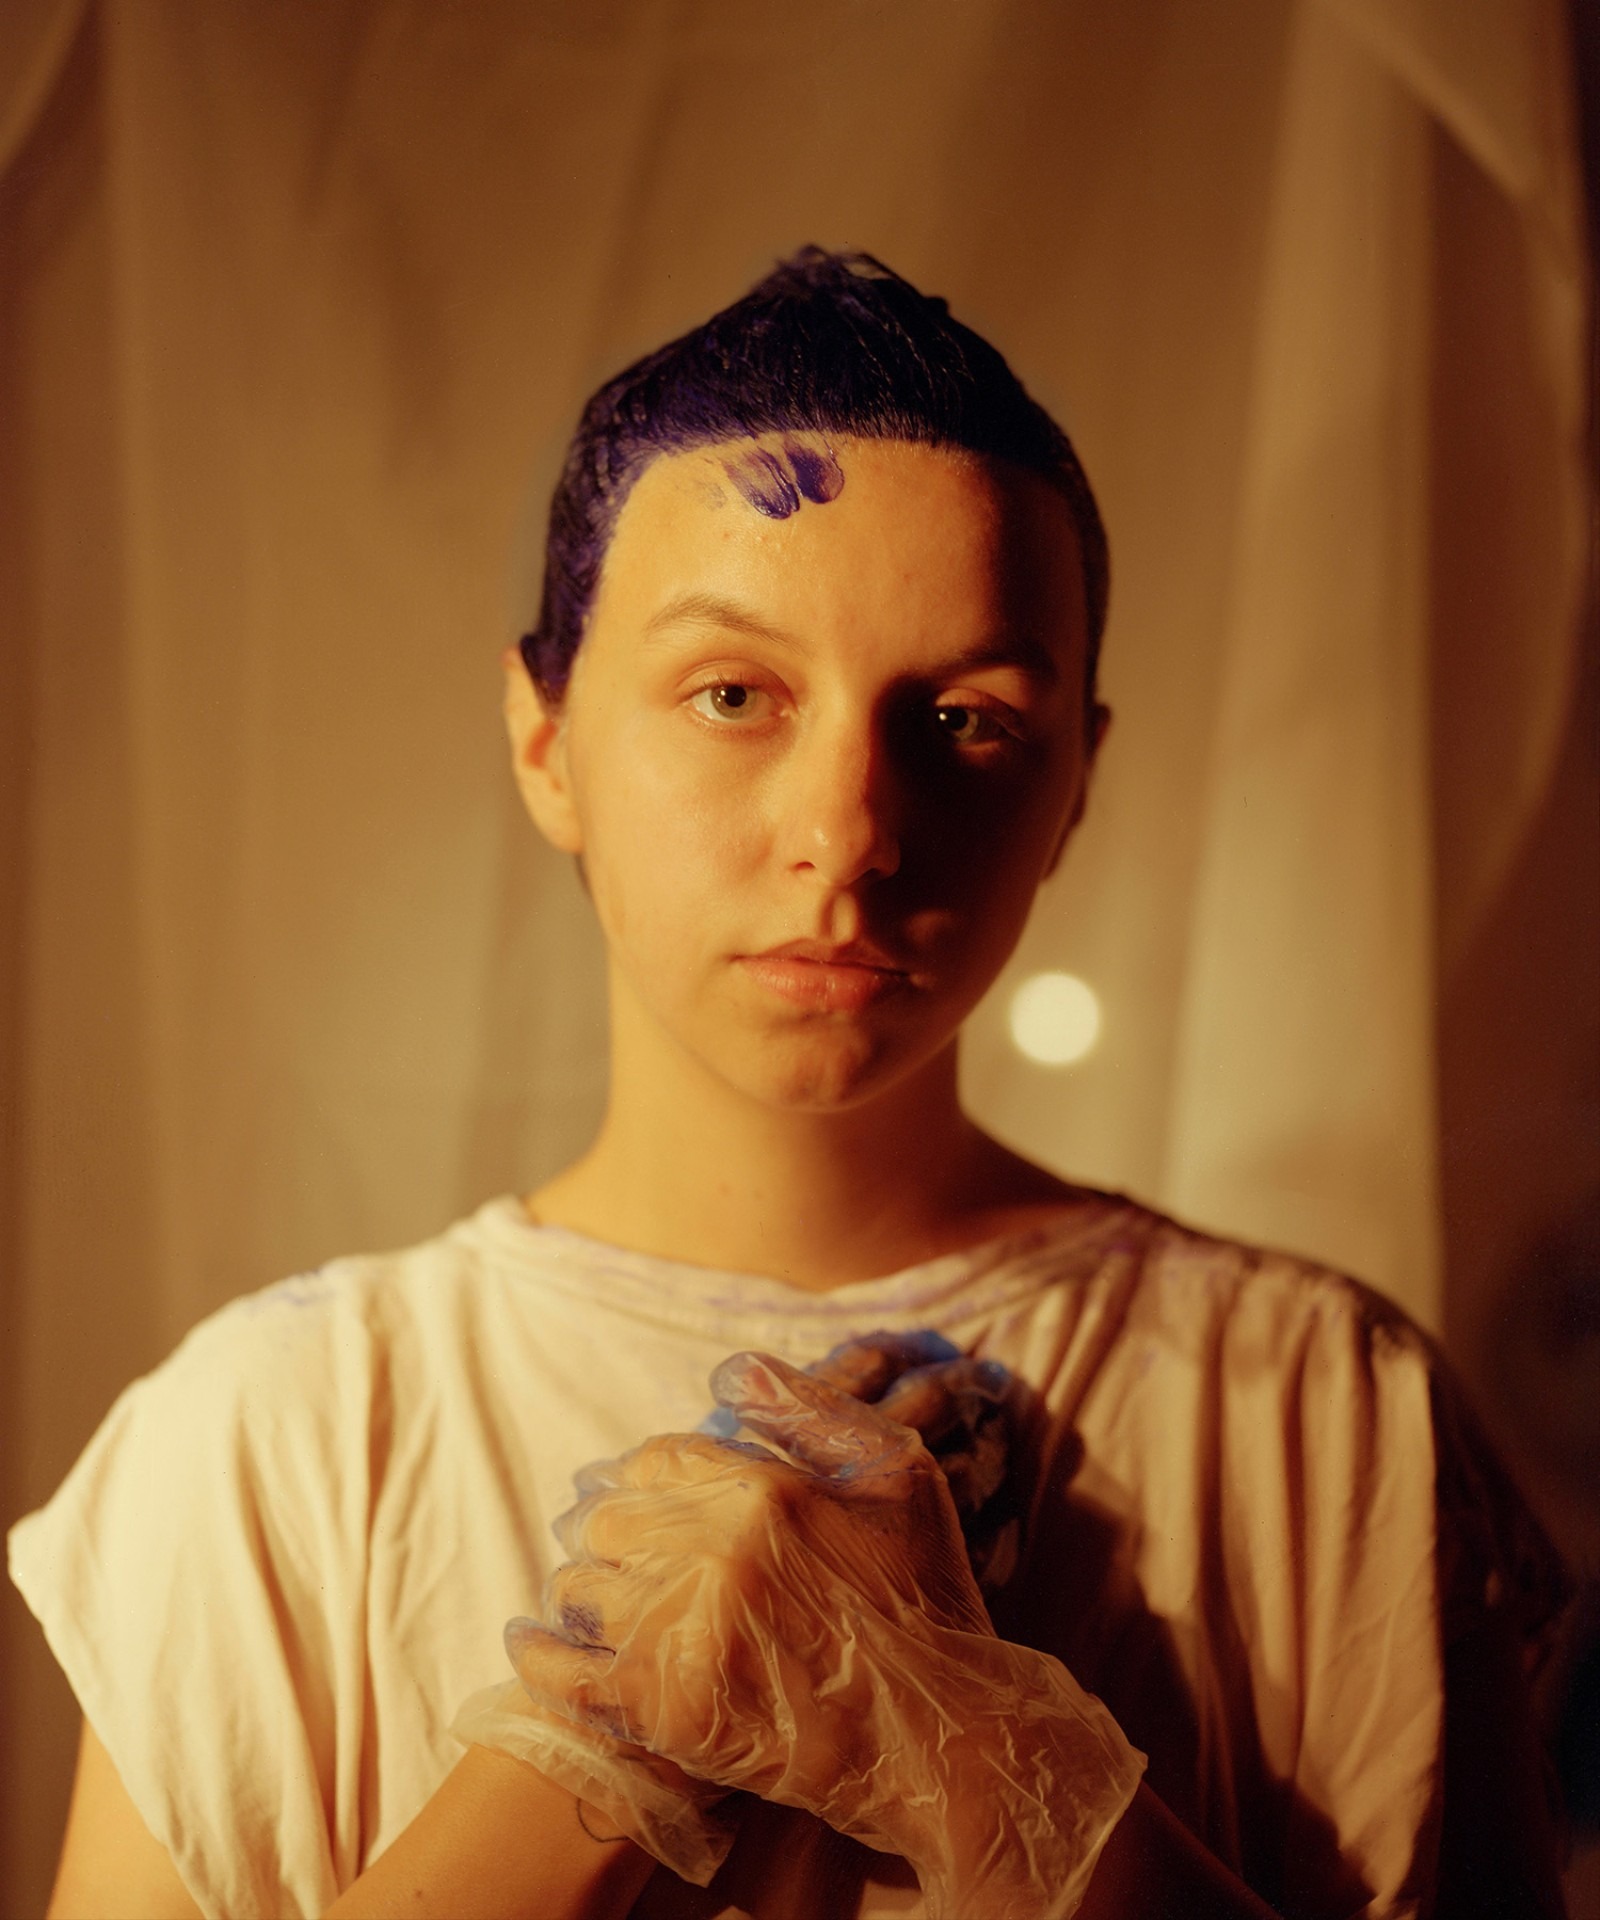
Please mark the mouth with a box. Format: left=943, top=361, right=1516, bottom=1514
left=736, top=939, right=913, bottom=1013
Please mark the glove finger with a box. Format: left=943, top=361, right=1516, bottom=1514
left=576, top=1430, right=766, bottom=1501
left=551, top=1485, right=616, bottom=1560
left=710, top=1350, right=923, bottom=1477
left=805, top=1329, right=962, bottom=1401
left=572, top=1454, right=629, bottom=1500
left=543, top=1560, right=620, bottom=1649
left=505, top=1616, right=638, bottom=1745
left=877, top=1356, right=1012, bottom=1450
left=874, top=1366, right=964, bottom=1447
left=554, top=1484, right=677, bottom=1563
left=938, top=1425, right=1012, bottom=1524
left=565, top=1432, right=774, bottom=1547
left=558, top=1462, right=796, bottom=1568
left=702, top=1332, right=965, bottom=1438
left=553, top=1484, right=700, bottom=1564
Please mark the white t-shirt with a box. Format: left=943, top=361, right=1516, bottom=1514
left=8, top=1194, right=1561, bottom=1918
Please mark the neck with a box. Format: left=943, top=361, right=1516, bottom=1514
left=527, top=979, right=1059, bottom=1289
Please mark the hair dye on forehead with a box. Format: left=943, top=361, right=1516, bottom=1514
left=520, top=248, right=1108, bottom=708
left=721, top=440, right=847, bottom=519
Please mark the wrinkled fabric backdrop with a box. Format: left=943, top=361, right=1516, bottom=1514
left=1, top=0, right=1595, bottom=1908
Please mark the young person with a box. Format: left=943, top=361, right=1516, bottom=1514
left=13, top=250, right=1569, bottom=1919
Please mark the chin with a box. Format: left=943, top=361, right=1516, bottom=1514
left=718, top=1025, right=940, bottom=1114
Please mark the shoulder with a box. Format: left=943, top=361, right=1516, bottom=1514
left=1095, top=1197, right=1437, bottom=1372
left=1055, top=1198, right=1444, bottom=1504
left=9, top=1204, right=519, bottom=1614
left=1009, top=1199, right=1571, bottom=1911
left=1105, top=1198, right=1570, bottom=1636
left=121, top=1199, right=515, bottom=1423
left=988, top=1187, right=1435, bottom=1406
left=7, top=1203, right=524, bottom=1916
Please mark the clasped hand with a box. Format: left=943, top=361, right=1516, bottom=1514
left=508, top=1346, right=997, bottom=1853
left=454, top=1334, right=1144, bottom=1915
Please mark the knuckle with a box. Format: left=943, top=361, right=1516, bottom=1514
left=708, top=1462, right=811, bottom=1565
left=628, top=1433, right=684, bottom=1479
left=722, top=1466, right=791, bottom=1528
left=756, top=1462, right=811, bottom=1524
left=812, top=1338, right=897, bottom=1398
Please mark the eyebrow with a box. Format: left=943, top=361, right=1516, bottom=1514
left=935, top=634, right=1062, bottom=685
left=641, top=589, right=1062, bottom=683
left=642, top=592, right=806, bottom=651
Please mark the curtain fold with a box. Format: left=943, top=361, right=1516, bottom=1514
left=1163, top=0, right=1441, bottom=1297
left=0, top=0, right=84, bottom=177
left=1, top=1, right=1590, bottom=1907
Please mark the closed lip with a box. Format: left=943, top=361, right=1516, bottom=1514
left=736, top=938, right=917, bottom=1010
left=745, top=938, right=910, bottom=973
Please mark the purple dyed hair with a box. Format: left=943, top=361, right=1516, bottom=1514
left=520, top=248, right=1109, bottom=710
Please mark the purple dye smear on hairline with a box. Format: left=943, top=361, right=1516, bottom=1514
left=724, top=448, right=798, bottom=518
left=522, top=249, right=1109, bottom=706
left=721, top=440, right=846, bottom=520
left=784, top=438, right=845, bottom=504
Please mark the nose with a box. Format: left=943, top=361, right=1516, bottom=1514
left=784, top=717, right=902, bottom=888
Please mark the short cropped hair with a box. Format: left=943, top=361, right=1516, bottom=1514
left=521, top=247, right=1108, bottom=709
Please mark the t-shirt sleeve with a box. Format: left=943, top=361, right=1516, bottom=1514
left=1223, top=1269, right=1569, bottom=1919
left=8, top=1270, right=375, bottom=1919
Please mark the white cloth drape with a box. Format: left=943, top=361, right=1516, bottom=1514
left=0, top=1, right=1589, bottom=1909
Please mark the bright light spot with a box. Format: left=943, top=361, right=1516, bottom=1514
left=1008, top=971, right=1101, bottom=1067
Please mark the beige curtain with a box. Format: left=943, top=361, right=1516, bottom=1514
left=1, top=1, right=1590, bottom=1907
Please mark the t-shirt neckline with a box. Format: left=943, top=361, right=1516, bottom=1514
left=456, top=1190, right=1146, bottom=1344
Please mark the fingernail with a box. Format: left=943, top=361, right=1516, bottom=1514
left=711, top=1350, right=779, bottom=1406
left=559, top=1600, right=605, bottom=1644
left=504, top=1616, right=543, bottom=1660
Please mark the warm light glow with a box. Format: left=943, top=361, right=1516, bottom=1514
left=1008, top=972, right=1101, bottom=1067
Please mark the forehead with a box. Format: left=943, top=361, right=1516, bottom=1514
left=591, top=436, right=1087, bottom=662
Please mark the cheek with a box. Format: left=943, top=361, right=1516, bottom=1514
left=913, top=767, right=1070, bottom=898
left=576, top=729, right=768, bottom=948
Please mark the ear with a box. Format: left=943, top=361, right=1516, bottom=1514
left=502, top=647, right=583, bottom=854
left=1043, top=701, right=1112, bottom=878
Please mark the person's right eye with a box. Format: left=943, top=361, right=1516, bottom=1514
left=687, top=681, right=774, bottom=725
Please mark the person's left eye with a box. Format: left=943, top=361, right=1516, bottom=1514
left=932, top=702, right=1009, bottom=747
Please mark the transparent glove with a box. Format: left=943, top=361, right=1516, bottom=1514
left=754, top=1329, right=1025, bottom=1595
left=450, top=1671, right=739, bottom=1883
left=505, top=1350, right=1145, bottom=1918
left=451, top=1330, right=1024, bottom=1887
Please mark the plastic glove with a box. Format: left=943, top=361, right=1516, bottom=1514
left=453, top=1329, right=1017, bottom=1887
left=507, top=1351, right=1145, bottom=1918
left=449, top=1672, right=739, bottom=1883
left=801, top=1329, right=1024, bottom=1593
left=703, top=1330, right=1022, bottom=1591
